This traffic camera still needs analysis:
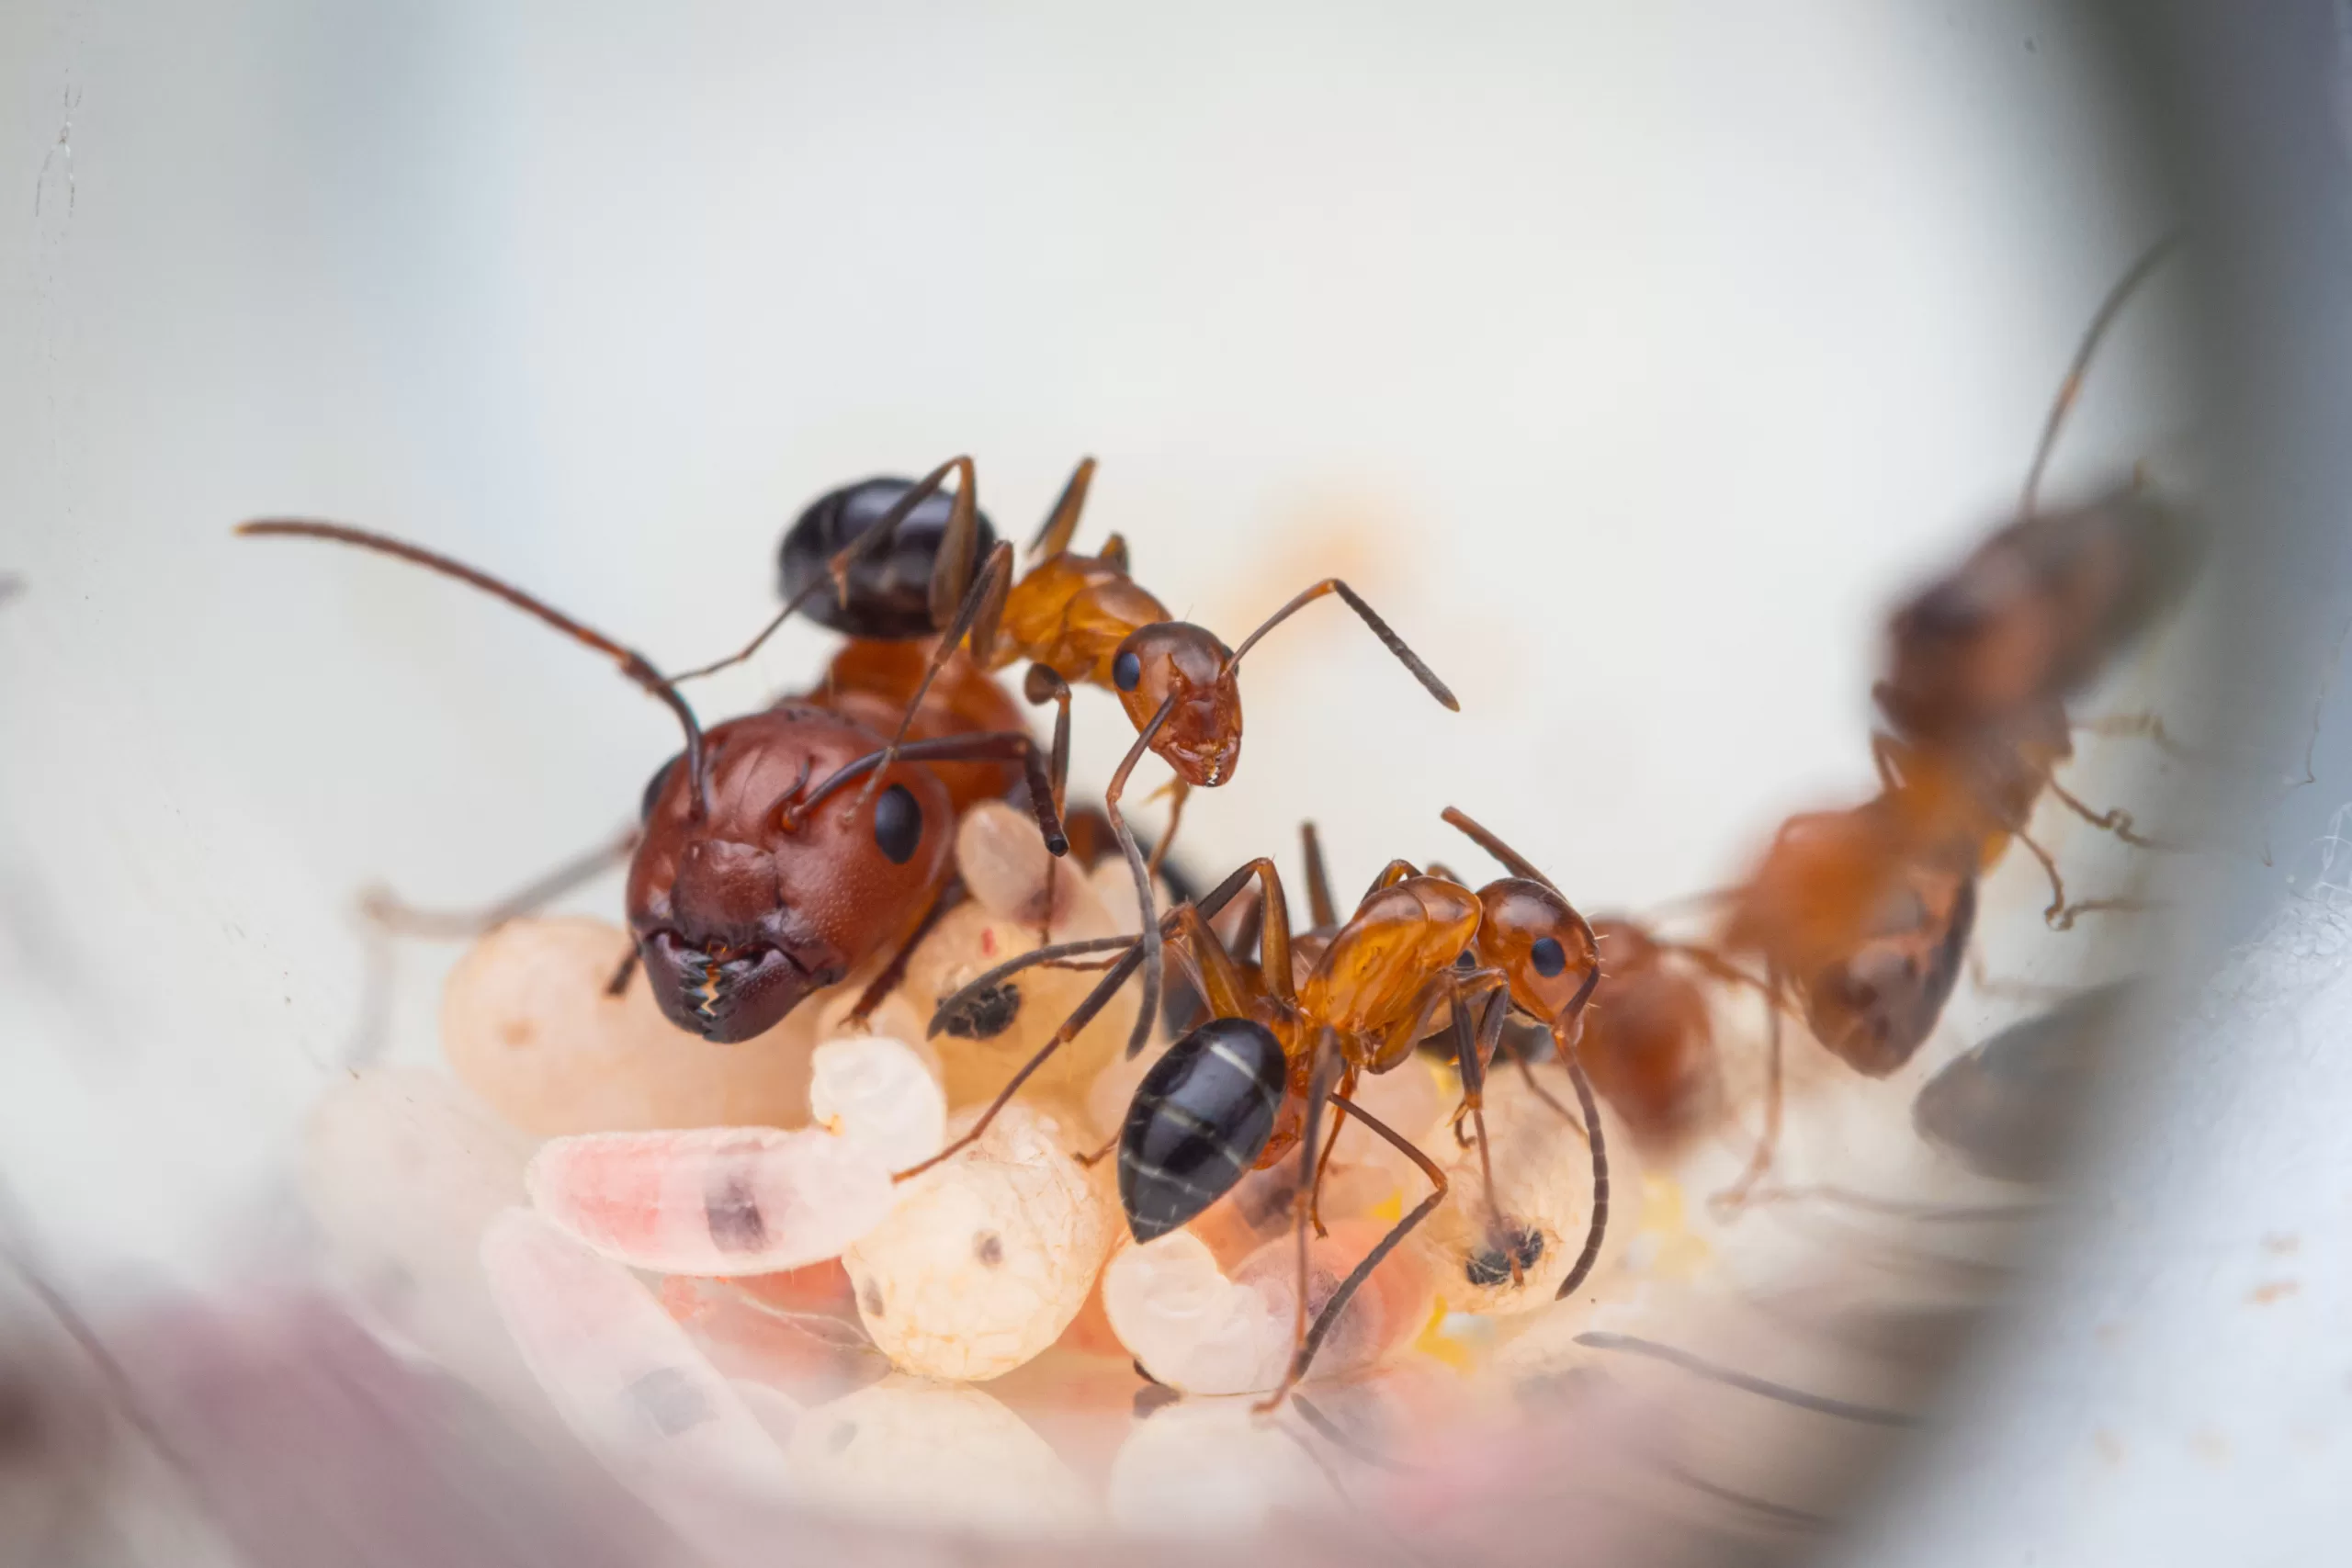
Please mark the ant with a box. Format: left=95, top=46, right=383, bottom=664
left=914, top=805, right=1610, bottom=1409
left=237, top=510, right=1069, bottom=1043
left=1708, top=233, right=2198, bottom=1204
left=678, top=455, right=1461, bottom=1059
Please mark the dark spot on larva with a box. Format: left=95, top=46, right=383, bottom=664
left=705, top=1167, right=767, bottom=1251
left=939, top=981, right=1021, bottom=1041
left=627, top=1367, right=714, bottom=1437
left=828, top=1421, right=857, bottom=1454
left=860, top=1280, right=885, bottom=1319
left=1465, top=1224, right=1545, bottom=1288
left=975, top=1232, right=1004, bottom=1267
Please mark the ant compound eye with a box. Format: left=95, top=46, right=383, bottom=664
left=873, top=784, right=923, bottom=865
left=1530, top=936, right=1567, bottom=977
left=640, top=753, right=681, bottom=820
left=1113, top=649, right=1143, bottom=692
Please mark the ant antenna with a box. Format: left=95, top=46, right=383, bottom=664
left=237, top=520, right=713, bottom=818
left=1227, top=579, right=1458, bottom=711
left=2020, top=230, right=2185, bottom=515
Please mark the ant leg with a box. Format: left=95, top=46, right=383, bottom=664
left=1106, top=696, right=1190, bottom=1060
left=2005, top=827, right=2082, bottom=930
left=1505, top=1035, right=1589, bottom=1145
left=1255, top=1031, right=1343, bottom=1414
left=604, top=949, right=639, bottom=998
left=1227, top=580, right=1457, bottom=712
left=1360, top=860, right=1422, bottom=902
left=1147, top=779, right=1190, bottom=880
left=1965, top=950, right=2078, bottom=1004
left=671, top=455, right=982, bottom=684
left=2019, top=231, right=2182, bottom=513
left=1027, top=457, right=1098, bottom=559
left=797, top=731, right=1069, bottom=856
left=1712, top=972, right=1783, bottom=1217
left=1023, top=664, right=1076, bottom=944
left=845, top=541, right=1020, bottom=820
left=1265, top=1083, right=1448, bottom=1410
left=2047, top=778, right=2170, bottom=850
left=843, top=880, right=968, bottom=1029
left=1300, top=822, right=1339, bottom=930
left=361, top=822, right=642, bottom=939
left=1453, top=983, right=1519, bottom=1282
left=1550, top=1018, right=1611, bottom=1299
left=1305, top=1066, right=1359, bottom=1238
left=1072, top=1129, right=1121, bottom=1168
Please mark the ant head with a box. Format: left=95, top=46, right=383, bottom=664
left=1803, top=866, right=1976, bottom=1077
left=628, top=705, right=952, bottom=1042
left=1472, top=877, right=1600, bottom=1031
left=1110, top=621, right=1240, bottom=786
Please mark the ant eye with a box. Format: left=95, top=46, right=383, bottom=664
left=873, top=784, right=923, bottom=865
left=1530, top=936, right=1567, bottom=977
left=1113, top=649, right=1142, bottom=692
left=640, top=754, right=681, bottom=820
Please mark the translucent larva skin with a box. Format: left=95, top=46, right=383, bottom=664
left=526, top=1126, right=894, bottom=1277
left=1102, top=1218, right=1434, bottom=1395
left=478, top=1210, right=793, bottom=1508
left=842, top=1104, right=1114, bottom=1383
left=781, top=1376, right=1093, bottom=1537
left=442, top=916, right=816, bottom=1138
left=1417, top=1075, right=1645, bottom=1315
left=807, top=1034, right=947, bottom=1173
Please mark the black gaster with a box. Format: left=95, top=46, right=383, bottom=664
left=1119, top=1017, right=1286, bottom=1244
left=777, top=476, right=1001, bottom=639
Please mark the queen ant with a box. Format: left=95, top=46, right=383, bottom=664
left=672, top=455, right=1459, bottom=1059
left=237, top=513, right=1069, bottom=1043
left=915, top=805, right=1610, bottom=1408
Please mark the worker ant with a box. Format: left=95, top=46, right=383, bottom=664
left=1704, top=234, right=2198, bottom=1204
left=914, top=805, right=1610, bottom=1408
left=677, top=455, right=1460, bottom=1061
left=237, top=511, right=1069, bottom=1043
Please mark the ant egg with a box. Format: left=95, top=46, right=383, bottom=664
left=781, top=1375, right=1092, bottom=1536
left=300, top=1066, right=535, bottom=1393
left=479, top=1210, right=794, bottom=1506
left=901, top=893, right=1139, bottom=1115
left=956, top=799, right=1097, bottom=927
left=841, top=1103, right=1114, bottom=1383
left=442, top=916, right=816, bottom=1137
left=1416, top=1069, right=1645, bottom=1315
left=1102, top=1217, right=1436, bottom=1395
left=526, top=1124, right=895, bottom=1277
left=1106, top=1397, right=1330, bottom=1535
left=807, top=1034, right=946, bottom=1173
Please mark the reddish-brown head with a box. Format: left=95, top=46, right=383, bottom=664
left=1109, top=621, right=1241, bottom=786
left=628, top=704, right=953, bottom=1042
left=1472, top=878, right=1602, bottom=1036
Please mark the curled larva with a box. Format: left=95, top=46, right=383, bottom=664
left=807, top=1034, right=946, bottom=1173
left=842, top=1103, right=1114, bottom=1382
left=782, top=1375, right=1091, bottom=1536
left=526, top=1125, right=894, bottom=1276
left=1102, top=1217, right=1435, bottom=1395
left=1415, top=1067, right=1645, bottom=1314
left=442, top=917, right=815, bottom=1137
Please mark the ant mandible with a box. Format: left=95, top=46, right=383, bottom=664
left=236, top=513, right=1069, bottom=1043
left=917, top=805, right=1610, bottom=1409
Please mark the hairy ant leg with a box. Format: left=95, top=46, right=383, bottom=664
left=1023, top=662, right=1077, bottom=942
left=1300, top=821, right=1339, bottom=930
left=671, top=455, right=983, bottom=685
left=358, top=823, right=643, bottom=940
left=1266, top=1079, right=1449, bottom=1410
left=1256, top=1029, right=1344, bottom=1414
left=1147, top=778, right=1190, bottom=881
left=1027, top=456, right=1098, bottom=559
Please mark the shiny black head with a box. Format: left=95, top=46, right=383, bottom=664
left=778, top=476, right=1000, bottom=640
left=1119, top=1017, right=1287, bottom=1244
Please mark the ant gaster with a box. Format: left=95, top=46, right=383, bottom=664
left=238, top=511, right=1069, bottom=1044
